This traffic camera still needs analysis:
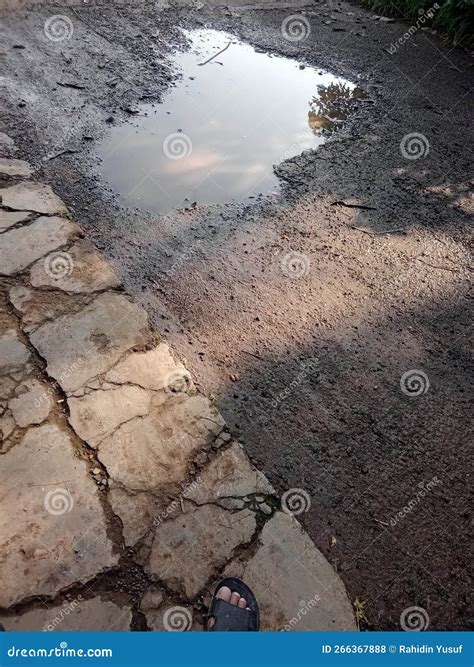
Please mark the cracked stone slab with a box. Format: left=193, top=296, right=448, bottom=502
left=105, top=343, right=192, bottom=392
left=30, top=239, right=121, bottom=293
left=186, top=442, right=274, bottom=505
left=30, top=293, right=151, bottom=393
left=0, top=424, right=117, bottom=608
left=0, top=182, right=67, bottom=215
left=222, top=512, right=356, bottom=631
left=0, top=209, right=33, bottom=231
left=146, top=504, right=256, bottom=599
left=0, top=597, right=132, bottom=631
left=0, top=216, right=78, bottom=275
left=0, top=330, right=30, bottom=374
left=9, top=285, right=82, bottom=333
left=68, top=385, right=151, bottom=447
left=8, top=377, right=52, bottom=427
left=0, top=157, right=33, bottom=178
left=98, top=394, right=224, bottom=492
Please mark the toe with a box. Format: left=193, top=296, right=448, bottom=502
left=216, top=586, right=232, bottom=602
left=230, top=591, right=240, bottom=607
left=238, top=597, right=247, bottom=609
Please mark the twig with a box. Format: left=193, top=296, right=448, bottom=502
left=350, top=226, right=403, bottom=236
left=241, top=350, right=265, bottom=362
left=44, top=148, right=79, bottom=162
left=416, top=258, right=469, bottom=273
left=198, top=40, right=232, bottom=66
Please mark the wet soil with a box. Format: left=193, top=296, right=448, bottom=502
left=1, top=0, right=472, bottom=630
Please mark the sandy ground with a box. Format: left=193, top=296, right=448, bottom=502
left=1, top=0, right=472, bottom=629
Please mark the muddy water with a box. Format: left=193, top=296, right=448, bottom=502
left=98, top=29, right=361, bottom=214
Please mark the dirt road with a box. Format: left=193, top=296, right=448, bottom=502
left=1, top=0, right=472, bottom=629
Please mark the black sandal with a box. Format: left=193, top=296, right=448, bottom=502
left=207, top=577, right=260, bottom=631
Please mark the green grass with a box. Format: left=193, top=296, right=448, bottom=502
left=363, top=0, right=474, bottom=46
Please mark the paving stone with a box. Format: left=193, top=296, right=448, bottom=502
left=147, top=504, right=256, bottom=599
left=0, top=157, right=33, bottom=178
left=0, top=216, right=78, bottom=275
left=107, top=486, right=163, bottom=546
left=186, top=443, right=274, bottom=505
left=0, top=411, right=16, bottom=441
left=0, top=182, right=67, bottom=215
left=30, top=240, right=120, bottom=293
left=0, top=597, right=132, bottom=631
left=68, top=385, right=151, bottom=447
left=98, top=394, right=224, bottom=492
left=0, top=424, right=117, bottom=608
left=9, top=377, right=52, bottom=427
left=9, top=285, right=80, bottom=333
left=222, top=512, right=356, bottom=631
left=30, top=293, right=151, bottom=393
left=0, top=133, right=15, bottom=150
left=0, top=330, right=30, bottom=374
left=105, top=343, right=192, bottom=392
left=0, top=208, right=33, bottom=231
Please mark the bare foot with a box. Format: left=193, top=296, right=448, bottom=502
left=207, top=585, right=248, bottom=630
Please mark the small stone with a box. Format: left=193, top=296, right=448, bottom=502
left=92, top=467, right=101, bottom=475
left=140, top=589, right=164, bottom=612
left=0, top=216, right=78, bottom=275
left=0, top=157, right=33, bottom=177
left=0, top=181, right=67, bottom=215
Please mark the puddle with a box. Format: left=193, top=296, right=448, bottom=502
left=98, top=29, right=362, bottom=214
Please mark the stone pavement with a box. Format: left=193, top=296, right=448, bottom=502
left=0, top=133, right=356, bottom=632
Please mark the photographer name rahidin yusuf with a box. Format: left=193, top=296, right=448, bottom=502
left=399, top=644, right=464, bottom=654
